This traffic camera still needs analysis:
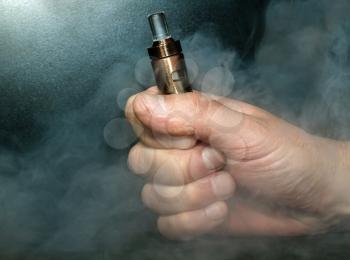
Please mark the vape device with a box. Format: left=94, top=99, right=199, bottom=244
left=147, top=12, right=192, bottom=94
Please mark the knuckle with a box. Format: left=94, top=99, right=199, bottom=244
left=186, top=185, right=201, bottom=208
left=124, top=94, right=137, bottom=120
left=178, top=213, right=196, bottom=234
left=178, top=154, right=190, bottom=180
left=127, top=144, right=140, bottom=173
left=133, top=93, right=148, bottom=119
left=196, top=95, right=214, bottom=125
left=192, top=92, right=207, bottom=114
left=128, top=143, right=156, bottom=175
left=148, top=86, right=159, bottom=93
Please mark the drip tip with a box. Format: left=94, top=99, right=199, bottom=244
left=148, top=12, right=171, bottom=41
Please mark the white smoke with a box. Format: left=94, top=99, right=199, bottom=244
left=0, top=0, right=350, bottom=259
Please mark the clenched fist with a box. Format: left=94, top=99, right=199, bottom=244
left=125, top=87, right=350, bottom=240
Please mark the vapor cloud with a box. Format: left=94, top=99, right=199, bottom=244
left=0, top=0, right=350, bottom=259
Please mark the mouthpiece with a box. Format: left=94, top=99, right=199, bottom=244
left=147, top=12, right=192, bottom=94
left=148, top=12, right=171, bottom=41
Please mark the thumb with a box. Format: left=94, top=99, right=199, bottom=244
left=133, top=91, right=254, bottom=153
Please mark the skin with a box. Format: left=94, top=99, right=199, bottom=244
left=125, top=86, right=350, bottom=240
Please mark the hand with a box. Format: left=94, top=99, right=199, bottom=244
left=126, top=87, right=350, bottom=239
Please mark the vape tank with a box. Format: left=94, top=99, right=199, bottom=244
left=147, top=12, right=192, bottom=94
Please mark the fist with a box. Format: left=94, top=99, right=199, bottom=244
left=125, top=87, right=349, bottom=239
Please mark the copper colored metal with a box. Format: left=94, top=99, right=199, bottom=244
left=148, top=13, right=192, bottom=94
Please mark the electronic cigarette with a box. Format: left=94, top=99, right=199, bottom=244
left=147, top=12, right=192, bottom=94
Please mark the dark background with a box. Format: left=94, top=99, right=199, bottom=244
left=0, top=0, right=267, bottom=150
left=1, top=0, right=350, bottom=259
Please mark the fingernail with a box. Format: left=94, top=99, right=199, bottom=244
left=211, top=173, right=234, bottom=199
left=205, top=202, right=227, bottom=220
left=202, top=147, right=225, bottom=171
left=142, top=94, right=168, bottom=116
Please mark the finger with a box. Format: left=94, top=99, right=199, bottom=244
left=128, top=143, right=225, bottom=185
left=132, top=91, right=263, bottom=153
left=132, top=91, right=249, bottom=138
left=203, top=92, right=273, bottom=119
left=221, top=200, right=311, bottom=236
left=138, top=87, right=265, bottom=118
left=145, top=86, right=160, bottom=94
left=157, top=201, right=228, bottom=240
left=141, top=129, right=197, bottom=149
left=124, top=86, right=163, bottom=135
left=125, top=88, right=197, bottom=149
left=141, top=171, right=235, bottom=215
